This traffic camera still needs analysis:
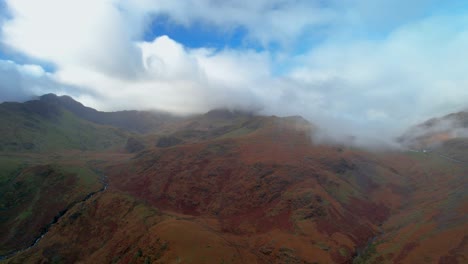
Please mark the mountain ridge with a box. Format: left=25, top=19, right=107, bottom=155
left=0, top=95, right=466, bottom=263
left=38, top=93, right=180, bottom=134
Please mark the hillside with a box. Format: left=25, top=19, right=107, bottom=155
left=0, top=99, right=129, bottom=152
left=0, top=95, right=466, bottom=264
left=400, top=111, right=468, bottom=162
left=39, top=94, right=179, bottom=134
left=0, top=154, right=105, bottom=257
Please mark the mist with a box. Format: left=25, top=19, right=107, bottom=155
left=398, top=111, right=468, bottom=149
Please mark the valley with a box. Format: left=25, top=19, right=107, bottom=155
left=0, top=95, right=466, bottom=264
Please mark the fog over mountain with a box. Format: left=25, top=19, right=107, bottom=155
left=1, top=0, right=468, bottom=144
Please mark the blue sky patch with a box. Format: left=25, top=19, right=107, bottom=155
left=144, top=15, right=256, bottom=52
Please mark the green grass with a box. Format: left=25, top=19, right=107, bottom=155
left=0, top=157, right=26, bottom=184
left=325, top=178, right=358, bottom=203
left=0, top=159, right=103, bottom=254
left=16, top=208, right=32, bottom=221
left=0, top=104, right=129, bottom=152
left=58, top=165, right=100, bottom=187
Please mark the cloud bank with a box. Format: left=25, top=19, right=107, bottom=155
left=0, top=60, right=73, bottom=102
left=1, top=0, right=468, bottom=143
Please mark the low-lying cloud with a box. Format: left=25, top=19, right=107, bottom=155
left=1, top=0, right=468, bottom=145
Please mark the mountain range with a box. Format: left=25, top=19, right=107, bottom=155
left=0, top=95, right=466, bottom=264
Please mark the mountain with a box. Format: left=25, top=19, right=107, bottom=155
left=0, top=95, right=467, bottom=264
left=0, top=162, right=104, bottom=256
left=400, top=111, right=468, bottom=162
left=0, top=98, right=129, bottom=152
left=39, top=94, right=179, bottom=134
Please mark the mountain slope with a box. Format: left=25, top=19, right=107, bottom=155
left=39, top=94, right=179, bottom=134
left=108, top=117, right=402, bottom=263
left=0, top=96, right=467, bottom=264
left=400, top=111, right=468, bottom=162
left=0, top=98, right=129, bottom=152
left=0, top=157, right=104, bottom=256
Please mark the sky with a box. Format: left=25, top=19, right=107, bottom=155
left=0, top=0, right=468, bottom=144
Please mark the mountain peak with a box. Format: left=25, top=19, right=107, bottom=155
left=40, top=93, right=85, bottom=108
left=204, top=108, right=253, bottom=119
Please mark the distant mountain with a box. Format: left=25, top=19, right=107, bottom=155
left=400, top=111, right=468, bottom=148
left=399, top=111, right=468, bottom=161
left=0, top=97, right=129, bottom=152
left=39, top=94, right=180, bottom=134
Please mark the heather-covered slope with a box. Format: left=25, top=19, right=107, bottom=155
left=108, top=117, right=403, bottom=263
left=0, top=96, right=467, bottom=263
left=362, top=152, right=468, bottom=264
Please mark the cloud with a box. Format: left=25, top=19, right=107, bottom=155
left=49, top=35, right=270, bottom=114
left=0, top=0, right=468, bottom=146
left=3, top=0, right=143, bottom=78
left=130, top=0, right=338, bottom=47
left=0, top=60, right=73, bottom=102
left=287, top=14, right=468, bottom=136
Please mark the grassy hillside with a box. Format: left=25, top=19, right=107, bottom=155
left=0, top=100, right=129, bottom=152
left=39, top=94, right=179, bottom=134
left=0, top=156, right=103, bottom=256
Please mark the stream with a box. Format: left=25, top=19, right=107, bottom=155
left=351, top=225, right=384, bottom=263
left=0, top=178, right=108, bottom=261
left=2, top=150, right=465, bottom=262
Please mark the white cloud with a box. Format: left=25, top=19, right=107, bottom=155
left=47, top=35, right=270, bottom=114
left=139, top=35, right=200, bottom=81
left=283, top=14, right=468, bottom=138
left=0, top=0, right=467, bottom=146
left=129, top=0, right=336, bottom=47
left=3, top=0, right=143, bottom=78
left=0, top=60, right=72, bottom=102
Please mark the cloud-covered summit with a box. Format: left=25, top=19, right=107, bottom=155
left=1, top=0, right=468, bottom=143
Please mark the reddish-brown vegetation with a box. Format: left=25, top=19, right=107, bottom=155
left=1, top=107, right=466, bottom=263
